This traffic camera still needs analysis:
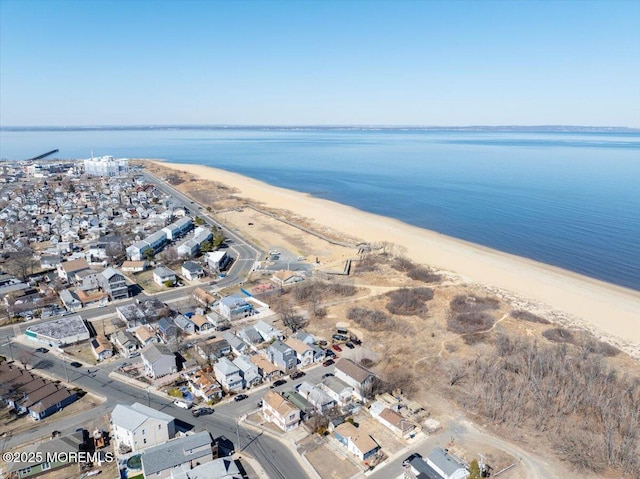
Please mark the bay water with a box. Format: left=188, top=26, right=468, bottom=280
left=1, top=128, right=639, bottom=291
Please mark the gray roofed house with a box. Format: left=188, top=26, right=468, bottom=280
left=141, top=430, right=213, bottom=479
left=153, top=265, right=176, bottom=286
left=253, top=320, right=283, bottom=341
left=111, top=402, right=176, bottom=453
left=141, top=343, right=176, bottom=378
left=266, top=340, right=297, bottom=372
left=334, top=358, right=376, bottom=401
left=4, top=431, right=85, bottom=477
left=181, top=260, right=205, bottom=280
left=426, top=447, right=470, bottom=479
left=233, top=355, right=262, bottom=388
left=99, top=266, right=128, bottom=300
left=112, top=330, right=138, bottom=358
left=321, top=376, right=355, bottom=406
left=174, top=314, right=196, bottom=334
left=59, top=288, right=82, bottom=311
left=297, top=381, right=337, bottom=413
left=158, top=316, right=178, bottom=341
left=214, top=357, right=244, bottom=392
left=238, top=325, right=264, bottom=345
left=171, top=457, right=242, bottom=479
left=222, top=331, right=249, bottom=355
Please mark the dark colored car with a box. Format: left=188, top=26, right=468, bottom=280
left=70, top=361, right=82, bottom=368
left=35, top=347, right=49, bottom=353
left=345, top=342, right=355, bottom=349
left=192, top=407, right=214, bottom=417
left=325, top=349, right=336, bottom=358
left=323, top=359, right=335, bottom=367
left=234, top=394, right=248, bottom=402
left=332, top=344, right=342, bottom=352
left=332, top=334, right=349, bottom=342
left=322, top=373, right=334, bottom=378
left=270, top=379, right=287, bottom=389
left=289, top=371, right=305, bottom=380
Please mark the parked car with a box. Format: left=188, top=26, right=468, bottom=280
left=270, top=379, right=287, bottom=389
left=289, top=371, right=305, bottom=380
left=345, top=342, right=355, bottom=349
left=192, top=407, right=214, bottom=417
left=322, top=373, right=334, bottom=378
left=70, top=362, right=82, bottom=368
left=173, top=399, right=192, bottom=409
left=35, top=347, right=48, bottom=353
left=257, top=400, right=263, bottom=408
left=234, top=394, right=248, bottom=402
left=323, top=359, right=335, bottom=367
left=332, top=334, right=349, bottom=341
left=325, top=349, right=336, bottom=358
left=332, top=344, right=342, bottom=352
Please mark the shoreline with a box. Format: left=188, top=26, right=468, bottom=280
left=149, top=160, right=640, bottom=349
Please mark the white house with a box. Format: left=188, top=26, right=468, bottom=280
left=206, top=250, right=230, bottom=271
left=334, top=358, right=376, bottom=402
left=181, top=260, right=205, bottom=281
left=141, top=343, right=176, bottom=378
left=369, top=400, right=416, bottom=439
left=140, top=431, right=213, bottom=479
left=110, top=402, right=175, bottom=453
left=284, top=337, right=314, bottom=367
left=153, top=265, right=176, bottom=286
left=214, top=357, right=244, bottom=392
left=262, top=390, right=301, bottom=432
left=334, top=421, right=381, bottom=461
left=91, top=336, right=113, bottom=361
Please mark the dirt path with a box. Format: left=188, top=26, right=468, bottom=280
left=413, top=313, right=509, bottom=366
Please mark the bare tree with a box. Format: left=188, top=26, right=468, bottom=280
left=5, top=246, right=36, bottom=281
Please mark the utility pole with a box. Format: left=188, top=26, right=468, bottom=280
left=62, top=355, right=69, bottom=384
left=236, top=417, right=240, bottom=454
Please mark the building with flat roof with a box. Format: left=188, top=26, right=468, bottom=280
left=83, top=155, right=129, bottom=177
left=25, top=315, right=90, bottom=347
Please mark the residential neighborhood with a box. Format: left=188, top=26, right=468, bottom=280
left=0, top=157, right=497, bottom=479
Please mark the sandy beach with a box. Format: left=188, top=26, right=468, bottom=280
left=152, top=161, right=640, bottom=348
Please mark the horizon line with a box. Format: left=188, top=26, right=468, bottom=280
left=2, top=124, right=639, bottom=131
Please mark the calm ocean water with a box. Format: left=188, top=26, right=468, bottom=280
left=1, top=128, right=639, bottom=291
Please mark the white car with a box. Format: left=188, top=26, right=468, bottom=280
left=173, top=399, right=192, bottom=409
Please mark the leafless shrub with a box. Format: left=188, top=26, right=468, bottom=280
left=355, top=256, right=381, bottom=273
left=582, top=339, right=620, bottom=357
left=510, top=309, right=550, bottom=324
left=325, top=283, right=357, bottom=297
left=459, top=336, right=640, bottom=476
left=391, top=256, right=415, bottom=272
left=347, top=307, right=394, bottom=331
left=291, top=280, right=356, bottom=304
left=376, top=366, right=418, bottom=396
left=407, top=266, right=442, bottom=283
left=385, top=287, right=434, bottom=316
left=542, top=327, right=578, bottom=345
left=360, top=358, right=376, bottom=368
left=462, top=332, right=491, bottom=345
left=447, top=312, right=496, bottom=335
left=450, top=295, right=500, bottom=314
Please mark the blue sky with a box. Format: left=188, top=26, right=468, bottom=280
left=1, top=0, right=639, bottom=127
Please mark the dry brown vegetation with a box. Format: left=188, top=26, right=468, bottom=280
left=510, top=309, right=551, bottom=324
left=385, top=287, right=433, bottom=316
left=347, top=307, right=394, bottom=331
left=455, top=334, right=640, bottom=475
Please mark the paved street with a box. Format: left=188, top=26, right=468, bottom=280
left=0, top=338, right=313, bottom=479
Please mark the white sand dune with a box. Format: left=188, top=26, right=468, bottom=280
left=153, top=161, right=640, bottom=348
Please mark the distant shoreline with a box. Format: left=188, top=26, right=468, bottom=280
left=2, top=125, right=639, bottom=133
left=150, top=159, right=640, bottom=352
